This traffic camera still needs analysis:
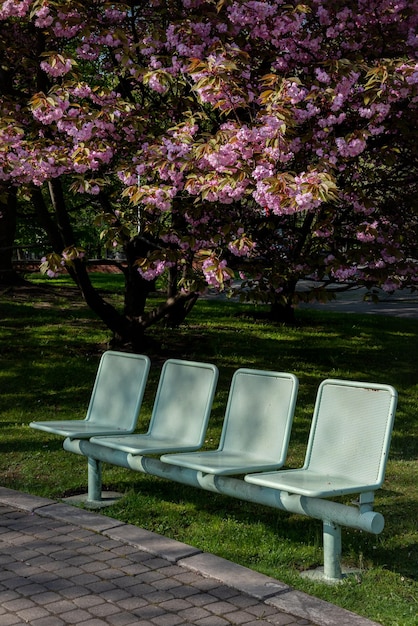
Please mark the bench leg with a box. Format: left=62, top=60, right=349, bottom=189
left=323, top=520, right=342, bottom=581
left=88, top=457, right=102, bottom=502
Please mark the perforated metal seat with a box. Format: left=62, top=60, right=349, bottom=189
left=245, top=379, right=397, bottom=497
left=30, top=351, right=151, bottom=439
left=160, top=369, right=298, bottom=475
left=89, top=359, right=218, bottom=455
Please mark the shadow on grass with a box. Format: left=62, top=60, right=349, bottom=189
left=98, top=471, right=418, bottom=581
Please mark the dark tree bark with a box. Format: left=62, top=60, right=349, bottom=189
left=0, top=187, right=24, bottom=286
left=269, top=298, right=296, bottom=324
left=164, top=265, right=198, bottom=327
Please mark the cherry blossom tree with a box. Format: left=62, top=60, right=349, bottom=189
left=0, top=0, right=417, bottom=344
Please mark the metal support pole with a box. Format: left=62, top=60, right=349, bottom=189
left=323, top=520, right=342, bottom=581
left=63, top=437, right=385, bottom=581
left=87, top=457, right=102, bottom=502
left=63, top=438, right=384, bottom=534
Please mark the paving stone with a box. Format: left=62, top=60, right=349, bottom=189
left=34, top=591, right=69, bottom=605
left=0, top=590, right=19, bottom=602
left=177, top=606, right=212, bottom=621
left=59, top=608, right=93, bottom=622
left=180, top=553, right=289, bottom=600
left=141, top=590, right=175, bottom=604
left=107, top=612, right=143, bottom=626
left=149, top=614, right=185, bottom=626
left=226, top=609, right=263, bottom=624
left=88, top=603, right=121, bottom=618
left=66, top=620, right=107, bottom=626
left=158, top=598, right=194, bottom=612
left=60, top=584, right=92, bottom=599
left=41, top=599, right=77, bottom=614
left=115, top=597, right=149, bottom=612
left=0, top=614, right=24, bottom=625
left=31, top=617, right=65, bottom=626
left=84, top=581, right=118, bottom=594
left=16, top=606, right=51, bottom=622
left=72, top=595, right=104, bottom=609
left=2, top=597, right=35, bottom=612
left=205, top=600, right=240, bottom=615
left=194, top=615, right=231, bottom=626
left=190, top=592, right=227, bottom=607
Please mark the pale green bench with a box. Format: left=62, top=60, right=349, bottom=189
left=245, top=378, right=398, bottom=581
left=66, top=358, right=219, bottom=502
left=32, top=357, right=397, bottom=583
left=160, top=369, right=298, bottom=475
left=89, top=358, right=219, bottom=456
left=30, top=350, right=151, bottom=438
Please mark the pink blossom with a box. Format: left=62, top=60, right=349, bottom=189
left=52, top=19, right=83, bottom=38
left=331, top=267, right=359, bottom=280
left=202, top=258, right=231, bottom=288
left=34, top=6, right=53, bottom=27
left=0, top=0, right=416, bottom=306
left=315, top=68, right=331, bottom=84
left=294, top=192, right=319, bottom=211
left=147, top=74, right=168, bottom=94
left=252, top=164, right=274, bottom=181
left=137, top=260, right=173, bottom=281
left=40, top=57, right=74, bottom=77
left=381, top=280, right=400, bottom=292
left=104, top=8, right=127, bottom=23
left=335, top=137, right=367, bottom=158
left=0, top=0, right=31, bottom=19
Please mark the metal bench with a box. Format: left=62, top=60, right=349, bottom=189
left=160, top=369, right=298, bottom=475
left=30, top=350, right=151, bottom=438
left=67, top=358, right=219, bottom=502
left=39, top=365, right=397, bottom=583
left=245, top=378, right=398, bottom=581
left=89, top=358, right=219, bottom=455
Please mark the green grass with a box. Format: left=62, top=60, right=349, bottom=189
left=1, top=273, right=417, bottom=625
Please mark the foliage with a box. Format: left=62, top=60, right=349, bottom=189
left=0, top=276, right=417, bottom=625
left=0, top=1, right=417, bottom=340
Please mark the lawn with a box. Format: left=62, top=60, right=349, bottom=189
left=0, top=274, right=417, bottom=625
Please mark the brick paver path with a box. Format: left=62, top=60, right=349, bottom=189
left=0, top=505, right=313, bottom=626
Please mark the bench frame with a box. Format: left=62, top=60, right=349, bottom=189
left=31, top=355, right=397, bottom=584
left=63, top=437, right=386, bottom=583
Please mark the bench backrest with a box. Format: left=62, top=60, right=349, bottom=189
left=86, top=350, right=151, bottom=431
left=305, top=379, right=398, bottom=489
left=219, top=369, right=298, bottom=464
left=146, top=359, right=219, bottom=448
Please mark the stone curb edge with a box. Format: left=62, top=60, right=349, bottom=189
left=0, top=488, right=381, bottom=626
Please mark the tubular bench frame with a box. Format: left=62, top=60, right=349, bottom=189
left=30, top=354, right=398, bottom=584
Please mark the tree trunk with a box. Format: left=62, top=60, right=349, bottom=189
left=269, top=280, right=297, bottom=324
left=123, top=236, right=154, bottom=319
left=0, top=187, right=24, bottom=285
left=270, top=300, right=296, bottom=324
left=164, top=265, right=198, bottom=327
left=72, top=256, right=140, bottom=347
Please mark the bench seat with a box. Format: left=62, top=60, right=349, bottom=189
left=90, top=359, right=218, bottom=455
left=30, top=351, right=150, bottom=439
left=244, top=469, right=382, bottom=497
left=246, top=379, right=397, bottom=498
left=161, top=369, right=298, bottom=475
left=160, top=450, right=287, bottom=475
